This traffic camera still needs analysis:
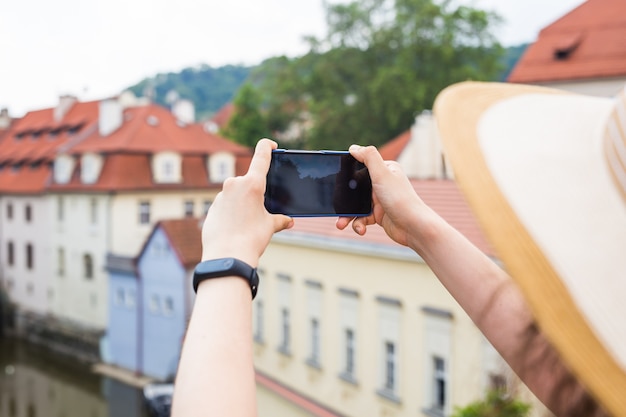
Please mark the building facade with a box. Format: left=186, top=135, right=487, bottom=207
left=507, top=0, right=626, bottom=97
left=0, top=92, right=251, bottom=357
left=106, top=218, right=200, bottom=381
left=251, top=185, right=548, bottom=417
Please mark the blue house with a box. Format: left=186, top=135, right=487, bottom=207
left=105, top=218, right=201, bottom=381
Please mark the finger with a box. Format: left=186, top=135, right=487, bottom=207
left=336, top=217, right=354, bottom=230
left=349, top=145, right=389, bottom=181
left=247, top=138, right=277, bottom=178
left=273, top=214, right=294, bottom=233
left=352, top=216, right=370, bottom=236
left=385, top=160, right=405, bottom=176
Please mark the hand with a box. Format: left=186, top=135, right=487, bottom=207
left=336, top=145, right=430, bottom=249
left=201, top=139, right=294, bottom=266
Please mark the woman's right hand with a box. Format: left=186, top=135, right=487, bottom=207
left=336, top=145, right=432, bottom=250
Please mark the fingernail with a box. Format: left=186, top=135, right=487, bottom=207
left=349, top=144, right=361, bottom=151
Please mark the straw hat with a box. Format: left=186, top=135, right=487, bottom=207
left=434, top=82, right=626, bottom=415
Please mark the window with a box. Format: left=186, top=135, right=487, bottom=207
left=139, top=201, right=150, bottom=225
left=25, top=204, right=32, bottom=222
left=377, top=298, right=401, bottom=399
left=26, top=243, right=33, bottom=270
left=7, top=202, right=13, bottom=220
left=57, top=247, right=65, bottom=276
left=277, top=274, right=292, bottom=354
left=339, top=289, right=359, bottom=382
left=280, top=308, right=290, bottom=352
left=432, top=357, right=446, bottom=412
left=150, top=294, right=161, bottom=314
left=57, top=196, right=64, bottom=221
left=81, top=154, right=103, bottom=184
left=7, top=241, right=14, bottom=266
left=90, top=198, right=98, bottom=224
left=254, top=301, right=264, bottom=342
left=153, top=152, right=181, bottom=183
left=306, top=282, right=322, bottom=367
left=310, top=318, right=320, bottom=365
left=115, top=288, right=125, bottom=306
left=184, top=200, right=194, bottom=218
left=345, top=329, right=355, bottom=375
left=422, top=307, right=452, bottom=415
left=164, top=297, right=174, bottom=316
left=203, top=200, right=211, bottom=214
left=163, top=160, right=173, bottom=177
left=84, top=254, right=93, bottom=279
left=126, top=289, right=136, bottom=308
left=208, top=152, right=235, bottom=183
left=384, top=341, right=396, bottom=391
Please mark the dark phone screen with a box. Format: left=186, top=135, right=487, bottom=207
left=264, top=151, right=372, bottom=217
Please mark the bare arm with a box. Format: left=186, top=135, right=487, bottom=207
left=338, top=145, right=605, bottom=417
left=172, top=139, right=293, bottom=417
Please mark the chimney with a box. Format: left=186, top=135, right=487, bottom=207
left=54, top=95, right=77, bottom=122
left=172, top=99, right=195, bottom=124
left=99, top=98, right=123, bottom=136
left=0, top=108, right=10, bottom=129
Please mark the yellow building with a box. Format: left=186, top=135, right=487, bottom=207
left=253, top=180, right=549, bottom=417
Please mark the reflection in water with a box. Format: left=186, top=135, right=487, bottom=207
left=0, top=338, right=148, bottom=417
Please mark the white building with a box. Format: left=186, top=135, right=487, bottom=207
left=507, top=0, right=626, bottom=97
left=0, top=93, right=251, bottom=356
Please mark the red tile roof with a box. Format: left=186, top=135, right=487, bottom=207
left=0, top=101, right=99, bottom=164
left=508, top=0, right=626, bottom=83
left=0, top=164, right=51, bottom=194
left=0, top=98, right=252, bottom=194
left=209, top=102, right=235, bottom=130
left=158, top=218, right=203, bottom=268
left=255, top=371, right=344, bottom=417
left=279, top=179, right=494, bottom=258
left=379, top=129, right=411, bottom=161
left=71, top=105, right=249, bottom=155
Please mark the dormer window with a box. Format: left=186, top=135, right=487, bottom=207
left=67, top=123, right=84, bottom=136
left=152, top=152, right=182, bottom=184
left=54, top=154, right=75, bottom=184
left=208, top=152, right=236, bottom=184
left=81, top=153, right=103, bottom=184
left=553, top=33, right=583, bottom=61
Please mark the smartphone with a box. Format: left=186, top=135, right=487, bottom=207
left=264, top=149, right=372, bottom=217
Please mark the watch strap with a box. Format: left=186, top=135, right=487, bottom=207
left=193, top=258, right=259, bottom=299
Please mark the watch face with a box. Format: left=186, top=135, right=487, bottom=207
left=195, top=258, right=234, bottom=275
left=193, top=258, right=258, bottom=299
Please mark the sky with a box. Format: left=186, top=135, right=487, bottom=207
left=0, top=0, right=584, bottom=117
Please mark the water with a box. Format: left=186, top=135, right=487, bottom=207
left=0, top=337, right=150, bottom=417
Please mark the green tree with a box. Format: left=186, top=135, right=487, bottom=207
left=127, top=65, right=252, bottom=120
left=222, top=83, right=269, bottom=147
left=452, top=390, right=531, bottom=417
left=257, top=0, right=504, bottom=149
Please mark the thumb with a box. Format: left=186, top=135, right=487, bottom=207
left=273, top=214, right=294, bottom=233
left=349, top=145, right=388, bottom=180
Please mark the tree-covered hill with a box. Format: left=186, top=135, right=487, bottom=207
left=126, top=64, right=253, bottom=121
left=125, top=43, right=527, bottom=125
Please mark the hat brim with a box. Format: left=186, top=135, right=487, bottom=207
left=434, top=81, right=626, bottom=415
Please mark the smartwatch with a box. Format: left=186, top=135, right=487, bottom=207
left=193, top=258, right=259, bottom=300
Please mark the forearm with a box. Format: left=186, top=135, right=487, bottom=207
left=409, top=209, right=606, bottom=416
left=172, top=277, right=257, bottom=417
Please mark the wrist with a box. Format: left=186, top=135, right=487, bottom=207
left=193, top=257, right=259, bottom=299
left=202, top=248, right=260, bottom=269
